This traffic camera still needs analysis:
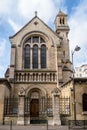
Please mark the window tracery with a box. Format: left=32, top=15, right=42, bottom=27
left=24, top=36, right=46, bottom=69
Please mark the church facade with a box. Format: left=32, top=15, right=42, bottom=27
left=0, top=11, right=74, bottom=125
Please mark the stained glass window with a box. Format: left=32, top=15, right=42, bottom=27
left=24, top=44, right=30, bottom=68
left=41, top=45, right=46, bottom=68
left=33, top=45, right=38, bottom=68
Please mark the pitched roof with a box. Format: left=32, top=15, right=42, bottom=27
left=57, top=10, right=67, bottom=16
left=9, top=15, right=59, bottom=39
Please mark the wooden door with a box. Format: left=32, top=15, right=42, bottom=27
left=30, top=99, right=39, bottom=117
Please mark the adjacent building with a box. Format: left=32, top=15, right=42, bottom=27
left=75, top=64, right=87, bottom=78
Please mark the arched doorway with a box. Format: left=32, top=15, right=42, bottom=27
left=30, top=91, right=39, bottom=117
left=30, top=99, right=39, bottom=117
left=30, top=91, right=40, bottom=123
left=25, top=87, right=48, bottom=124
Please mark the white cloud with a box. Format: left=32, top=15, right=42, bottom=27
left=0, top=65, right=4, bottom=77
left=0, top=39, right=6, bottom=57
left=68, top=0, right=87, bottom=66
left=0, top=0, right=13, bottom=15
left=2, top=0, right=66, bottom=33
left=0, top=65, right=7, bottom=78
left=17, top=0, right=65, bottom=23
left=0, top=0, right=66, bottom=33
left=0, top=38, right=9, bottom=77
left=0, top=65, right=4, bottom=70
left=8, top=19, right=22, bottom=33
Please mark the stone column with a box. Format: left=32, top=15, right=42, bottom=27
left=38, top=48, right=41, bottom=69
left=30, top=48, right=32, bottom=69
left=17, top=87, right=25, bottom=125
left=52, top=88, right=61, bottom=125
left=10, top=44, right=16, bottom=79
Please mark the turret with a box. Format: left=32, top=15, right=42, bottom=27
left=54, top=10, right=71, bottom=84
left=54, top=10, right=70, bottom=38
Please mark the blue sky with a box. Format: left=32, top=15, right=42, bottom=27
left=0, top=0, right=87, bottom=77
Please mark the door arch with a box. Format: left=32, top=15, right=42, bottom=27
left=30, top=91, right=39, bottom=121
left=26, top=87, right=47, bottom=124
left=30, top=99, right=39, bottom=118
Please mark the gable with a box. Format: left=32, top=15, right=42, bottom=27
left=9, top=16, right=60, bottom=47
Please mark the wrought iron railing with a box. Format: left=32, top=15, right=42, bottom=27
left=4, top=97, right=70, bottom=117
left=4, top=98, right=18, bottom=115
left=68, top=120, right=87, bottom=129
left=24, top=97, right=53, bottom=117
left=60, top=97, right=70, bottom=115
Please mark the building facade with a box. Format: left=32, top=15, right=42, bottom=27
left=61, top=78, right=87, bottom=122
left=75, top=64, right=87, bottom=78
left=0, top=11, right=72, bottom=125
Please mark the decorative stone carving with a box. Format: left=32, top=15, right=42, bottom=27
left=52, top=87, right=61, bottom=95
left=18, top=87, right=25, bottom=96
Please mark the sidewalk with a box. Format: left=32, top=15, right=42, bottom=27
left=0, top=125, right=86, bottom=130
left=0, top=125, right=68, bottom=130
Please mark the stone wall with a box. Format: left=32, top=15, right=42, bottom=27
left=0, top=80, right=11, bottom=124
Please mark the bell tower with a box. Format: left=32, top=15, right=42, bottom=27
left=54, top=10, right=71, bottom=84
left=54, top=10, right=70, bottom=38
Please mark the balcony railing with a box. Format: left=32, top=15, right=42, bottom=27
left=14, top=70, right=57, bottom=83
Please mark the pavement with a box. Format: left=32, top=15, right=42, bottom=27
left=0, top=125, right=69, bottom=130
left=0, top=125, right=86, bottom=130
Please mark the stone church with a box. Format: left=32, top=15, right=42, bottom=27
left=0, top=10, right=80, bottom=125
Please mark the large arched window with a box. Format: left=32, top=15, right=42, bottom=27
left=24, top=44, right=30, bottom=68
left=41, top=45, right=46, bottom=68
left=24, top=36, right=47, bottom=69
left=33, top=45, right=38, bottom=68
left=83, top=93, right=87, bottom=111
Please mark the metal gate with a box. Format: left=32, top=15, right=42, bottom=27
left=24, top=96, right=53, bottom=124
left=4, top=96, right=70, bottom=124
